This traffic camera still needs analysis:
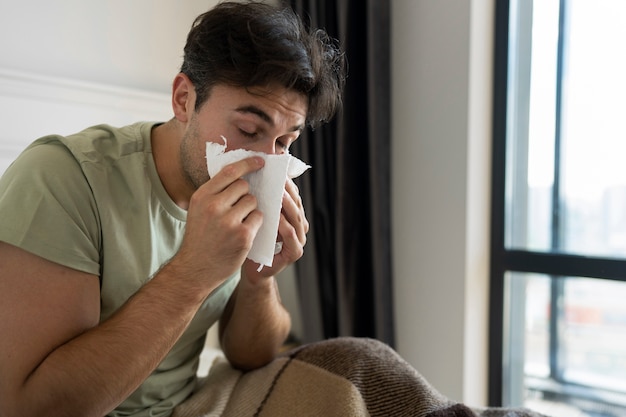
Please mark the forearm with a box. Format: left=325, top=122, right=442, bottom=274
left=220, top=276, right=291, bottom=371
left=15, top=263, right=215, bottom=417
left=218, top=175, right=306, bottom=370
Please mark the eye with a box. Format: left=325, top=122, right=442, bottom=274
left=239, top=128, right=257, bottom=138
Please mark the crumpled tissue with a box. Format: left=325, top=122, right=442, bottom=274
left=206, top=137, right=310, bottom=270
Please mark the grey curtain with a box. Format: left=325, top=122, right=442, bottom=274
left=288, top=0, right=394, bottom=347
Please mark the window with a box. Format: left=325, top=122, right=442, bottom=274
left=490, top=1, right=626, bottom=416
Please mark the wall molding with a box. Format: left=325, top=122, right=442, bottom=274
left=0, top=68, right=172, bottom=173
left=0, top=68, right=170, bottom=113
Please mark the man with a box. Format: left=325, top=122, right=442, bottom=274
left=0, top=2, right=550, bottom=417
left=0, top=2, right=344, bottom=416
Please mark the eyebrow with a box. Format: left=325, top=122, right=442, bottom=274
left=235, top=105, right=304, bottom=133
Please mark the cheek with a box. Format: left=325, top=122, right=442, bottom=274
left=222, top=133, right=247, bottom=151
left=180, top=131, right=210, bottom=186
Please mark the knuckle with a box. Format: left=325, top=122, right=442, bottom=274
left=204, top=199, right=222, bottom=215
left=220, top=163, right=239, bottom=179
left=235, top=179, right=251, bottom=195
left=189, top=190, right=203, bottom=206
left=293, top=244, right=304, bottom=259
left=241, top=193, right=257, bottom=208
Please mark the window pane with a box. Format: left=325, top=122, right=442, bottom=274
left=506, top=0, right=626, bottom=258
left=560, top=0, right=626, bottom=258
left=524, top=274, right=550, bottom=379
left=503, top=272, right=551, bottom=408
left=501, top=0, right=626, bottom=415
left=506, top=0, right=559, bottom=252
left=563, top=278, right=626, bottom=392
left=505, top=273, right=626, bottom=416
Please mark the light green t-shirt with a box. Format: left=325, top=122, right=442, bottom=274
left=0, top=122, right=239, bottom=416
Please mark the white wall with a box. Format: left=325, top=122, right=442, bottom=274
left=392, top=0, right=494, bottom=406
left=0, top=0, right=213, bottom=93
left=0, top=0, right=495, bottom=407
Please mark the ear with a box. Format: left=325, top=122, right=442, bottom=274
left=171, top=73, right=196, bottom=123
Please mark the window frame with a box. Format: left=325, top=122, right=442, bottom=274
left=489, top=0, right=626, bottom=409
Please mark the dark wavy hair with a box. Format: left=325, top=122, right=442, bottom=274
left=180, top=1, right=346, bottom=128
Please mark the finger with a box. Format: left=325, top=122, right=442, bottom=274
left=283, top=181, right=308, bottom=236
left=221, top=178, right=256, bottom=209
left=208, top=156, right=265, bottom=193
left=284, top=179, right=303, bottom=208
left=281, top=189, right=308, bottom=244
left=276, top=213, right=305, bottom=260
left=188, top=177, right=248, bottom=221
left=228, top=193, right=259, bottom=221
left=241, top=207, right=264, bottom=231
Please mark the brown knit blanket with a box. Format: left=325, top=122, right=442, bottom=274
left=173, top=337, right=549, bottom=417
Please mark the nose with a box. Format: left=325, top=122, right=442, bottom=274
left=254, top=138, right=283, bottom=155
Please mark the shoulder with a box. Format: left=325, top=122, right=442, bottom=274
left=2, top=135, right=84, bottom=190
left=60, top=122, right=157, bottom=164
left=6, top=121, right=152, bottom=171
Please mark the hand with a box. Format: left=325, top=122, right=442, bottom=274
left=243, top=178, right=309, bottom=281
left=174, top=156, right=265, bottom=286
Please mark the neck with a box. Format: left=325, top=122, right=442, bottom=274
left=151, top=120, right=194, bottom=209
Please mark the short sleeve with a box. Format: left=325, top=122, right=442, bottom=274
left=0, top=139, right=101, bottom=275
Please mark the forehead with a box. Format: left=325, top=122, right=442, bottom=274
left=203, top=84, right=308, bottom=124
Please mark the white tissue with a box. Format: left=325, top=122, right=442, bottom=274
left=206, top=137, right=310, bottom=270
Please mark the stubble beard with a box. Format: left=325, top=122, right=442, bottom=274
left=179, top=123, right=210, bottom=191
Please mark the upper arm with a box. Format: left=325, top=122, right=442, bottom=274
left=0, top=242, right=100, bottom=404
left=0, top=140, right=101, bottom=276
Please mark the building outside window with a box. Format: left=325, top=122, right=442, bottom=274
left=491, top=1, right=626, bottom=416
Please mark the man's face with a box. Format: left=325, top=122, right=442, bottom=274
left=180, top=83, right=308, bottom=189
